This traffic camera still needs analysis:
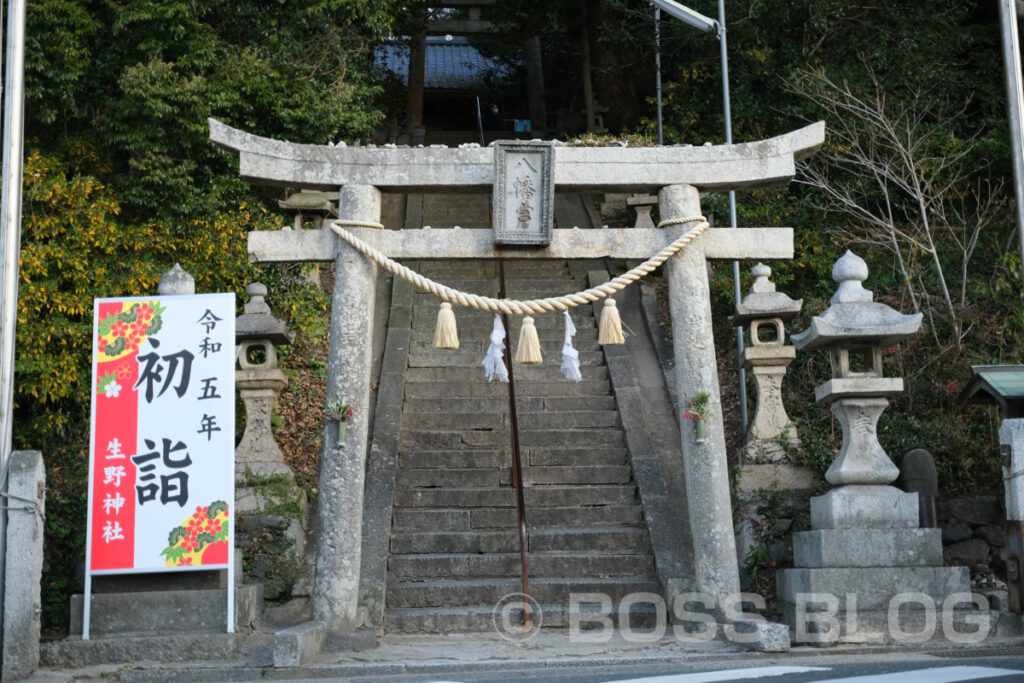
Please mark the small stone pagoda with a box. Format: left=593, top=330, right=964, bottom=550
left=777, top=251, right=973, bottom=643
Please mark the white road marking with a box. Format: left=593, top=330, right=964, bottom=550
left=605, top=666, right=831, bottom=683
left=809, top=665, right=1024, bottom=683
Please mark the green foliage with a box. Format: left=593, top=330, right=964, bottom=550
left=17, top=1, right=393, bottom=632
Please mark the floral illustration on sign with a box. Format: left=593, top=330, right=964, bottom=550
left=160, top=500, right=230, bottom=566
left=95, top=300, right=167, bottom=364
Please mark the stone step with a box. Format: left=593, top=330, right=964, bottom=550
left=404, top=379, right=612, bottom=399
left=386, top=577, right=660, bottom=609
left=502, top=263, right=573, bottom=276
left=396, top=467, right=511, bottom=489
left=398, top=428, right=509, bottom=451
left=394, top=486, right=515, bottom=508
left=390, top=529, right=517, bottom=554
left=393, top=484, right=639, bottom=509
left=392, top=508, right=474, bottom=532
left=398, top=450, right=509, bottom=469
left=396, top=464, right=630, bottom=488
left=392, top=505, right=644, bottom=532
left=407, top=349, right=606, bottom=368
left=394, top=462, right=631, bottom=488
left=519, top=411, right=621, bottom=430
left=518, top=429, right=626, bottom=448
left=390, top=526, right=649, bottom=556
left=530, top=526, right=651, bottom=553
left=384, top=601, right=659, bottom=633
left=395, top=448, right=626, bottom=471
left=399, top=411, right=620, bottom=431
left=502, top=268, right=573, bottom=279
left=399, top=426, right=625, bottom=452
left=401, top=395, right=616, bottom=414
left=406, top=366, right=608, bottom=383
left=469, top=504, right=643, bottom=530
left=400, top=413, right=508, bottom=431
left=387, top=552, right=655, bottom=580
left=526, top=446, right=628, bottom=466
left=524, top=465, right=632, bottom=485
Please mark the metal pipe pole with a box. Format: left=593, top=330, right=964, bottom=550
left=0, top=0, right=27, bottom=656
left=999, top=0, right=1024, bottom=282
left=655, top=7, right=663, bottom=146
left=717, top=0, right=747, bottom=434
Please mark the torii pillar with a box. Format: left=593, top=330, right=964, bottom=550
left=210, top=119, right=825, bottom=633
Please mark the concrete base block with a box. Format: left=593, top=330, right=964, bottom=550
left=70, top=584, right=262, bottom=636
left=735, top=464, right=820, bottom=493
left=781, top=605, right=998, bottom=645
left=810, top=485, right=918, bottom=529
left=728, top=619, right=791, bottom=652
left=273, top=620, right=327, bottom=667
left=777, top=565, right=970, bottom=611
left=793, top=528, right=943, bottom=567
left=40, top=633, right=242, bottom=667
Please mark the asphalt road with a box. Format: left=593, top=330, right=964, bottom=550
left=320, top=650, right=1024, bottom=683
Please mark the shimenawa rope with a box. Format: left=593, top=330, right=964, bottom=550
left=328, top=216, right=708, bottom=316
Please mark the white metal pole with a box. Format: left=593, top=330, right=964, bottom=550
left=0, top=0, right=27, bottom=650
left=999, top=0, right=1024, bottom=282
left=655, top=7, right=663, bottom=146
left=717, top=0, right=748, bottom=433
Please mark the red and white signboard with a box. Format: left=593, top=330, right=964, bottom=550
left=84, top=293, right=235, bottom=636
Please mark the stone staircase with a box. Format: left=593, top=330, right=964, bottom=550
left=384, top=259, right=660, bottom=633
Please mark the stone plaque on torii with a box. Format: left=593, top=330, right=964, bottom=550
left=209, top=119, right=825, bottom=634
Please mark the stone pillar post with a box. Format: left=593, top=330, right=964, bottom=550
left=2, top=451, right=45, bottom=680
left=659, top=184, right=740, bottom=608
left=313, top=184, right=381, bottom=632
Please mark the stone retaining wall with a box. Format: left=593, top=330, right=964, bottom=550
left=939, top=495, right=1006, bottom=588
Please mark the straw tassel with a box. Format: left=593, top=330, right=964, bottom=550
left=515, top=316, right=543, bottom=364
left=560, top=311, right=582, bottom=382
left=598, top=298, right=625, bottom=345
left=433, top=302, right=459, bottom=349
left=481, top=314, right=509, bottom=382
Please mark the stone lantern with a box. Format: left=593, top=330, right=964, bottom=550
left=792, top=251, right=921, bottom=487
left=777, top=251, right=973, bottom=643
left=235, top=282, right=295, bottom=479
left=731, top=263, right=802, bottom=463
left=278, top=189, right=337, bottom=230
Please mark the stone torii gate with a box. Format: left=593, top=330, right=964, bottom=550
left=210, top=119, right=825, bottom=635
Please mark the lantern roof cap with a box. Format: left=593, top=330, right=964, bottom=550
left=792, top=251, right=921, bottom=350
left=731, top=262, right=802, bottom=325
left=236, top=282, right=295, bottom=345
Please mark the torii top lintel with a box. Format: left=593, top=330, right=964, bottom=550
left=208, top=119, right=824, bottom=194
